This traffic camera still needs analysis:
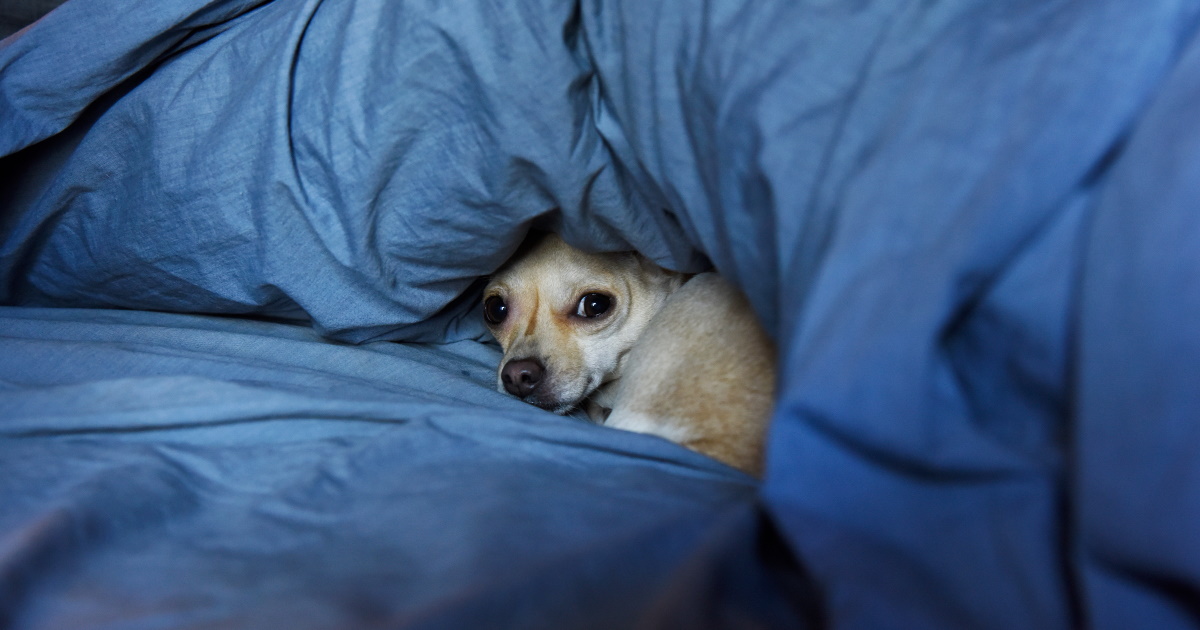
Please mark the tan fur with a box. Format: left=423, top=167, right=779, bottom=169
left=483, top=233, right=775, bottom=476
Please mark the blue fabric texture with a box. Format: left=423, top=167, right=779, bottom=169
left=0, top=0, right=706, bottom=343
left=3, top=0, right=1200, bottom=628
left=0, top=308, right=773, bottom=629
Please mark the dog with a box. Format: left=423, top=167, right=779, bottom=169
left=482, top=232, right=775, bottom=476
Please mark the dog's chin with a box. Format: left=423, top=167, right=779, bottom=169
left=508, top=396, right=578, bottom=415
left=526, top=379, right=600, bottom=415
left=543, top=401, right=579, bottom=415
left=495, top=371, right=603, bottom=415
left=526, top=390, right=587, bottom=415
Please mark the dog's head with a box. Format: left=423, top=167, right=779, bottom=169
left=482, top=233, right=685, bottom=414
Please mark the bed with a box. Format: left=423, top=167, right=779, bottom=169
left=2, top=1, right=1199, bottom=628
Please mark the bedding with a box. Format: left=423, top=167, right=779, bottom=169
left=3, top=0, right=1200, bottom=628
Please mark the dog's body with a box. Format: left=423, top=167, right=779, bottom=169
left=483, top=233, right=775, bottom=475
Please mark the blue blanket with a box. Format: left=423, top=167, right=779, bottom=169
left=3, top=0, right=1200, bottom=627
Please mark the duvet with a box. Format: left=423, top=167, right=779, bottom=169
left=2, top=0, right=1200, bottom=628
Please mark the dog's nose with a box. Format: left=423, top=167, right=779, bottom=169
left=502, top=358, right=544, bottom=398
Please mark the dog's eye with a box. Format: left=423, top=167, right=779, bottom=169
left=484, top=296, right=508, bottom=325
left=576, top=293, right=611, bottom=318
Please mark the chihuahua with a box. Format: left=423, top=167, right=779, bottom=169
left=482, top=233, right=775, bottom=475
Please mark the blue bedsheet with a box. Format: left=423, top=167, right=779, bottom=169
left=0, top=307, right=769, bottom=628
left=3, top=0, right=1200, bottom=628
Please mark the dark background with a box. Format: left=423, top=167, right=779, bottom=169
left=0, top=0, right=65, bottom=39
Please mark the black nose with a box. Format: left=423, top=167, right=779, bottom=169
left=502, top=358, right=544, bottom=398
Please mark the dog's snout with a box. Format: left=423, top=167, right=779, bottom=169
left=502, top=358, right=544, bottom=398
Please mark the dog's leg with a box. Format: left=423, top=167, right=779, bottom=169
left=583, top=399, right=611, bottom=423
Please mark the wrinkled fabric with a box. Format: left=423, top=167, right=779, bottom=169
left=0, top=307, right=775, bottom=629
left=0, top=0, right=706, bottom=343
left=3, top=0, right=1200, bottom=628
left=584, top=1, right=1200, bottom=625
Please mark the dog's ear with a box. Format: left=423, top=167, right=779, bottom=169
left=631, top=252, right=690, bottom=295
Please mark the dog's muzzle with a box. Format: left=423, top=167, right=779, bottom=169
left=501, top=357, right=544, bottom=399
